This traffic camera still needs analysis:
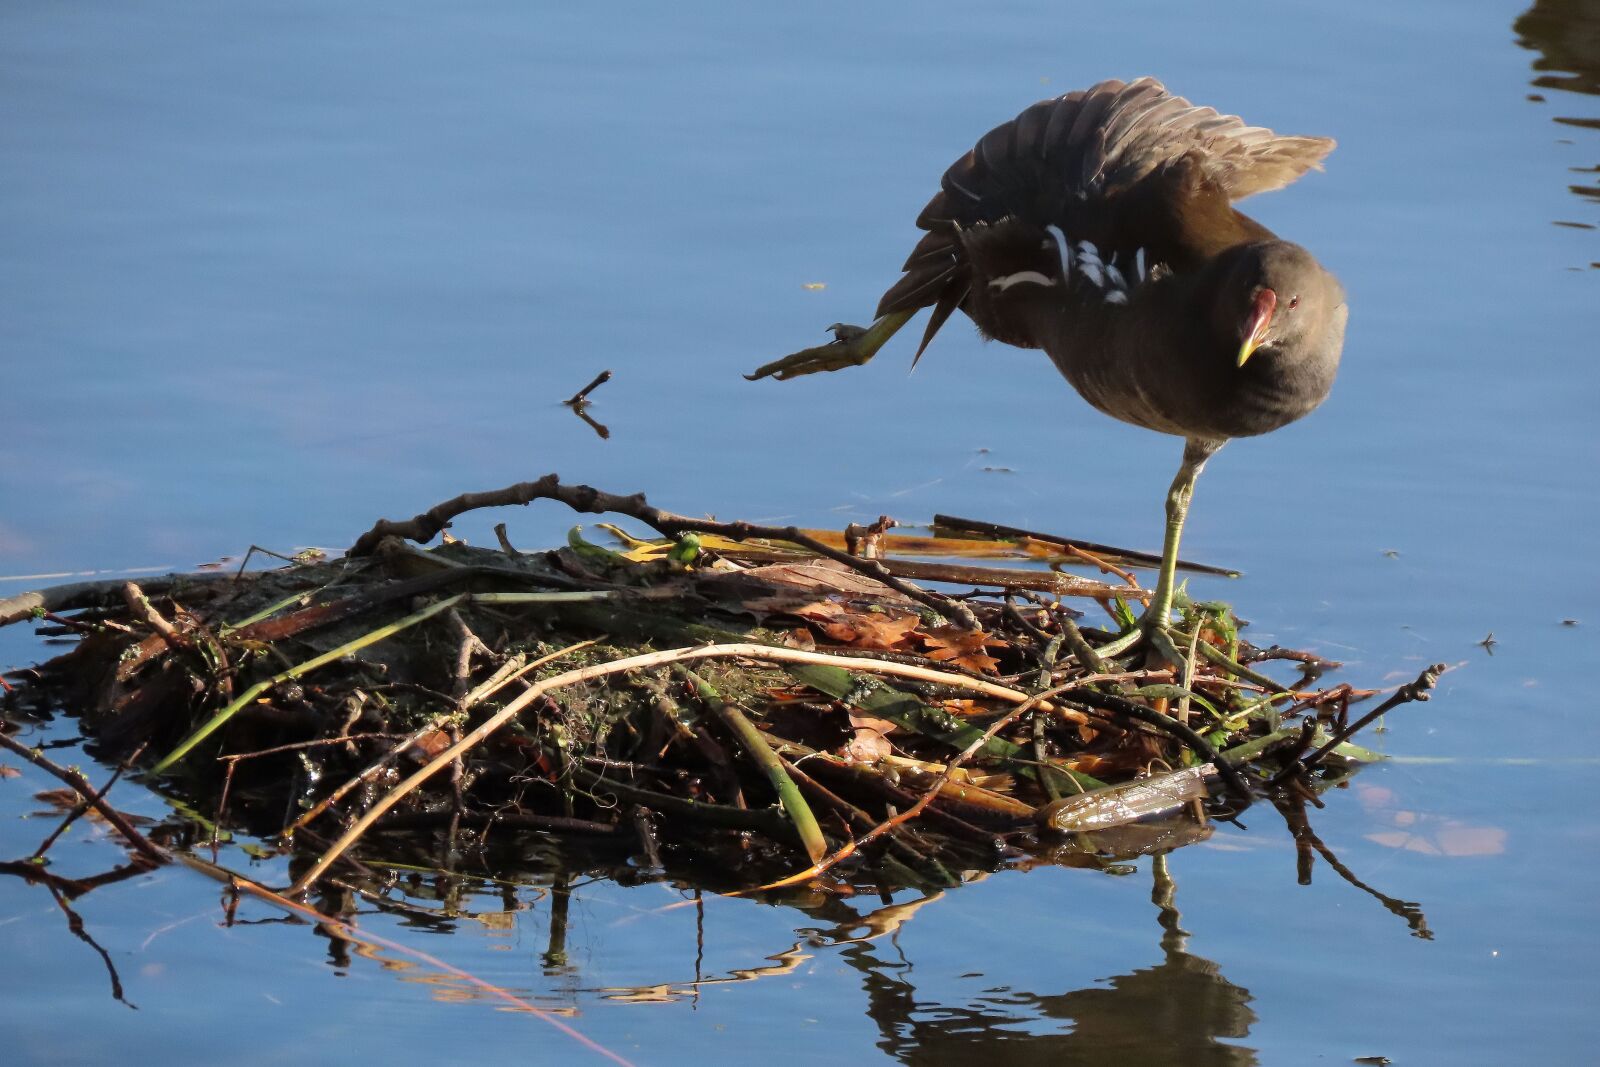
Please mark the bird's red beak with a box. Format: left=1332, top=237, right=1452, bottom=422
left=1237, top=288, right=1277, bottom=367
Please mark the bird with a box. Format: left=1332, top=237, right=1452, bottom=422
left=749, top=76, right=1347, bottom=659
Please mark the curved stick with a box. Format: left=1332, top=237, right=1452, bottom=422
left=346, top=474, right=982, bottom=630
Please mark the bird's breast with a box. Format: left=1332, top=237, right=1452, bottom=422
left=1041, top=301, right=1343, bottom=442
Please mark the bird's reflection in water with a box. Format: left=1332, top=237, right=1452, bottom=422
left=841, top=853, right=1257, bottom=1067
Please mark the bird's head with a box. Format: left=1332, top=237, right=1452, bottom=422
left=1216, top=241, right=1344, bottom=368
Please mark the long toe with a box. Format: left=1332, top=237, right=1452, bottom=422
left=747, top=332, right=874, bottom=380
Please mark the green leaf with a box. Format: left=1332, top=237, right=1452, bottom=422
left=566, top=525, right=627, bottom=565
left=1329, top=740, right=1386, bottom=763
left=668, top=533, right=702, bottom=565
left=1127, top=684, right=1223, bottom=721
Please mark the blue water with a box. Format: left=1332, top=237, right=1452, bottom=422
left=3, top=1, right=1597, bottom=1063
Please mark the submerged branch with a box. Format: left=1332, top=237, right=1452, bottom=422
left=0, top=732, right=166, bottom=865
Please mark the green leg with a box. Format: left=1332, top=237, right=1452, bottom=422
left=747, top=310, right=914, bottom=381
left=1143, top=439, right=1218, bottom=628
left=1099, top=438, right=1223, bottom=660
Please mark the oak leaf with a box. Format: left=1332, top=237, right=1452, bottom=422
left=792, top=600, right=921, bottom=651
left=921, top=626, right=1006, bottom=674
left=844, top=712, right=896, bottom=763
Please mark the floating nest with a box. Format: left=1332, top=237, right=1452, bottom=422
left=1, top=475, right=1442, bottom=897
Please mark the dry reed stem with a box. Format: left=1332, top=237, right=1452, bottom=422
left=290, top=642, right=1099, bottom=893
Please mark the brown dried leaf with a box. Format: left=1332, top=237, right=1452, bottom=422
left=789, top=599, right=848, bottom=624
left=0, top=764, right=19, bottom=779
left=781, top=627, right=816, bottom=651
left=848, top=712, right=897, bottom=736
left=792, top=600, right=921, bottom=651
left=845, top=712, right=896, bottom=763
left=849, top=612, right=922, bottom=650
left=411, top=729, right=454, bottom=760
left=921, top=626, right=1006, bottom=674
left=845, top=731, right=893, bottom=764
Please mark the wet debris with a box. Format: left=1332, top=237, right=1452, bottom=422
left=1, top=475, right=1443, bottom=897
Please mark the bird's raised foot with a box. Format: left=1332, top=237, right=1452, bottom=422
left=746, top=322, right=877, bottom=381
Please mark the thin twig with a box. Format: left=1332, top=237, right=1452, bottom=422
left=0, top=860, right=91, bottom=895
left=0, top=732, right=166, bottom=864
left=219, top=733, right=401, bottom=765
left=447, top=609, right=495, bottom=700
left=32, top=747, right=142, bottom=861
left=563, top=369, right=613, bottom=406
left=345, top=475, right=983, bottom=629
left=1062, top=544, right=1140, bottom=590
left=1273, top=664, right=1447, bottom=784
left=122, top=581, right=188, bottom=648
left=493, top=523, right=520, bottom=557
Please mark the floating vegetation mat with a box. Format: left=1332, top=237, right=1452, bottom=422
left=1, top=475, right=1444, bottom=899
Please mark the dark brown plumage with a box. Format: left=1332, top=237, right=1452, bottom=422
left=750, top=77, right=1348, bottom=649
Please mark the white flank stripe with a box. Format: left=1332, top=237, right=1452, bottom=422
left=1075, top=241, right=1106, bottom=288
left=989, top=270, right=1056, bottom=291
left=1044, top=224, right=1074, bottom=281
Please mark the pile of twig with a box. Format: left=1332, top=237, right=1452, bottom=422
left=1, top=475, right=1444, bottom=897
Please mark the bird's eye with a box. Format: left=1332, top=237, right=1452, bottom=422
left=1288, top=296, right=1300, bottom=310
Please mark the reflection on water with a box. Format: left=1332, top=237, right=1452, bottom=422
left=1515, top=0, right=1600, bottom=240
left=1517, top=0, right=1600, bottom=95
left=1273, top=792, right=1432, bottom=940
left=1, top=712, right=1433, bottom=1062
left=447, top=805, right=1420, bottom=1061
left=841, top=858, right=1254, bottom=1067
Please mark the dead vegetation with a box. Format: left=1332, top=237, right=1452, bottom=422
left=1, top=474, right=1443, bottom=898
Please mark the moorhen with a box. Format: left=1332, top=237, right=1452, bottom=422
left=750, top=77, right=1347, bottom=657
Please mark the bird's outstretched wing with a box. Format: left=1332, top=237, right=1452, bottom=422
left=878, top=77, right=1336, bottom=360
